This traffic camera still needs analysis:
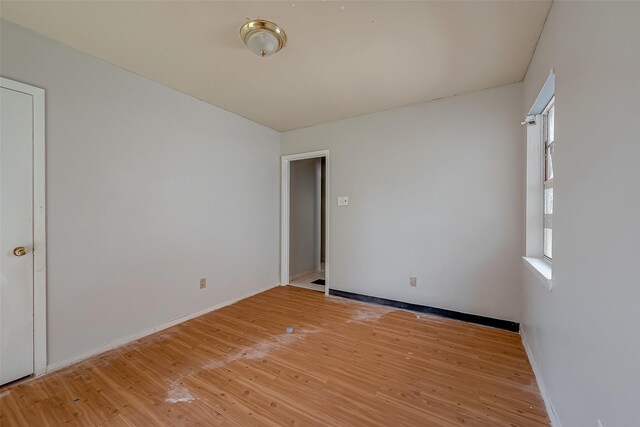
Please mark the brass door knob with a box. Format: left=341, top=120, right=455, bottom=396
left=13, top=247, right=28, bottom=257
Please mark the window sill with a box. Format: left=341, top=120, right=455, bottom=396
left=522, top=257, right=553, bottom=291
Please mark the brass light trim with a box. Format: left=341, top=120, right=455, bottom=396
left=240, top=19, right=287, bottom=57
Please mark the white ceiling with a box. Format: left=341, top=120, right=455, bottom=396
left=0, top=1, right=551, bottom=131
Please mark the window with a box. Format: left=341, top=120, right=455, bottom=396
left=542, top=98, right=555, bottom=260
left=524, top=74, right=554, bottom=289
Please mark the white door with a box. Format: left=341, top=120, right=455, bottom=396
left=0, top=85, right=35, bottom=385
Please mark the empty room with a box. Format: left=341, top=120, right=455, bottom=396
left=0, top=1, right=638, bottom=426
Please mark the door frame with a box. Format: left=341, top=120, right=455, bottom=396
left=1, top=77, right=47, bottom=377
left=281, top=150, right=330, bottom=295
left=314, top=159, right=322, bottom=272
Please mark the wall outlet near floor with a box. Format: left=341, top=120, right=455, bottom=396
left=199, top=278, right=207, bottom=289
left=337, top=196, right=349, bottom=206
left=410, top=276, right=417, bottom=287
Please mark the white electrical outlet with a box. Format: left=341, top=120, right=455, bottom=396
left=337, top=196, right=349, bottom=206
left=410, top=276, right=417, bottom=287
left=200, top=278, right=207, bottom=289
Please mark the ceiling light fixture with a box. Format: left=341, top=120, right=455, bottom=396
left=240, top=19, right=286, bottom=57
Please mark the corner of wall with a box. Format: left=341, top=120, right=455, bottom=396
left=520, top=327, right=562, bottom=427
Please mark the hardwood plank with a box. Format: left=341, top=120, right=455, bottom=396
left=0, top=286, right=548, bottom=426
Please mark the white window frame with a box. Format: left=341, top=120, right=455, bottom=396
left=523, top=93, right=554, bottom=291
left=542, top=97, right=555, bottom=261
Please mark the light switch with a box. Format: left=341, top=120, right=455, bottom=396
left=338, top=196, right=349, bottom=206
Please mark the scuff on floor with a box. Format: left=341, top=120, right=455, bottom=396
left=165, top=326, right=320, bottom=403
left=165, top=384, right=195, bottom=404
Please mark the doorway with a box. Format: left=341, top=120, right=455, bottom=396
left=0, top=77, right=47, bottom=385
left=281, top=151, right=329, bottom=294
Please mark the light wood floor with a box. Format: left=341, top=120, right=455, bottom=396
left=289, top=270, right=325, bottom=292
left=0, top=286, right=548, bottom=426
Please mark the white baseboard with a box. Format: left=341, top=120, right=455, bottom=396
left=45, top=283, right=280, bottom=374
left=521, top=328, right=562, bottom=427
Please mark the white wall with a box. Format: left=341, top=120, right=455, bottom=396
left=289, top=158, right=318, bottom=277
left=521, top=2, right=640, bottom=426
left=0, top=20, right=281, bottom=367
left=283, top=83, right=524, bottom=322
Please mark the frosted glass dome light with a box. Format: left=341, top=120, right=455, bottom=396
left=240, top=19, right=286, bottom=57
